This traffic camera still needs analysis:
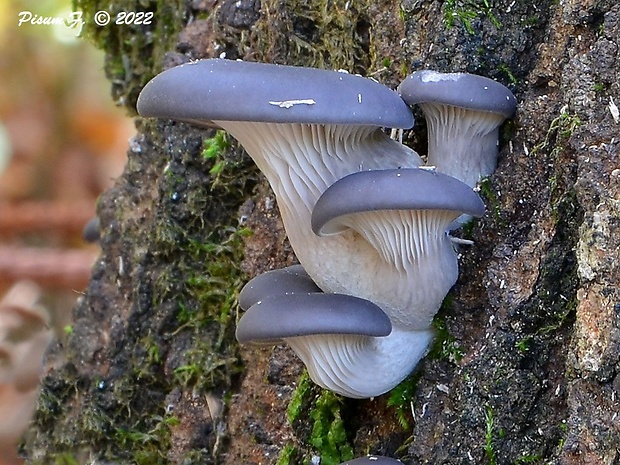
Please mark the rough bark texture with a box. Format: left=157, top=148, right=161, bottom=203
left=24, top=0, right=619, bottom=464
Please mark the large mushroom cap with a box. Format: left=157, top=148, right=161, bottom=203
left=311, top=168, right=486, bottom=236
left=137, top=58, right=414, bottom=129
left=236, top=293, right=392, bottom=344
left=398, top=70, right=517, bottom=118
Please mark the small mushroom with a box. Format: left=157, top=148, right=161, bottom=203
left=398, top=70, right=517, bottom=189
left=82, top=216, right=101, bottom=243
left=237, top=293, right=392, bottom=343
left=236, top=291, right=433, bottom=398
left=311, top=168, right=485, bottom=329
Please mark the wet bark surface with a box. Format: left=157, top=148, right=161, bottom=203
left=24, top=0, right=619, bottom=464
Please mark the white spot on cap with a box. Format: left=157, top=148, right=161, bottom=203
left=269, top=99, right=316, bottom=109
left=419, top=70, right=460, bottom=83
left=358, top=93, right=362, bottom=104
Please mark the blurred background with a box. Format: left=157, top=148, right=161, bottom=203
left=0, top=0, right=131, bottom=334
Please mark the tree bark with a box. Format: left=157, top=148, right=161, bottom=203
left=25, top=0, right=620, bottom=464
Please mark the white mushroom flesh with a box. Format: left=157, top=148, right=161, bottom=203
left=333, top=209, right=460, bottom=329
left=285, top=327, right=434, bottom=398
left=216, top=122, right=422, bottom=214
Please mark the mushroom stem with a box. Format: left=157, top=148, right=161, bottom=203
left=286, top=327, right=434, bottom=398
left=421, top=104, right=506, bottom=188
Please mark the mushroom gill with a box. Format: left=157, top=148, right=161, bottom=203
left=311, top=168, right=485, bottom=329
left=285, top=328, right=434, bottom=398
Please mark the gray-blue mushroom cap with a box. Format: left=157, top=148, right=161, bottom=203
left=311, top=168, right=486, bottom=236
left=137, top=59, right=414, bottom=129
left=236, top=293, right=392, bottom=344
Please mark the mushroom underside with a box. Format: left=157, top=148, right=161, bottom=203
left=286, top=327, right=434, bottom=398
left=214, top=121, right=422, bottom=216
left=420, top=103, right=507, bottom=188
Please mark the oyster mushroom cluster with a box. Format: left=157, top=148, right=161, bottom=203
left=137, top=59, right=516, bottom=399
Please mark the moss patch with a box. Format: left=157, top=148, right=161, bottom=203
left=287, top=372, right=355, bottom=465
left=74, top=0, right=187, bottom=110
left=250, top=0, right=373, bottom=74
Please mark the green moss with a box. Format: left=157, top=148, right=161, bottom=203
left=515, top=336, right=531, bottom=353
left=514, top=454, right=543, bottom=464
left=309, top=390, right=354, bottom=465
left=477, top=177, right=503, bottom=224
left=532, top=110, right=582, bottom=158
left=287, top=372, right=354, bottom=465
left=498, top=64, right=518, bottom=85
left=428, top=315, right=465, bottom=364
left=30, top=120, right=257, bottom=461
left=73, top=0, right=187, bottom=110
left=386, top=373, right=422, bottom=429
left=277, top=443, right=299, bottom=465
left=444, top=0, right=501, bottom=34
left=202, top=131, right=233, bottom=184
left=115, top=412, right=180, bottom=464
left=287, top=371, right=314, bottom=424
left=484, top=406, right=498, bottom=465
left=252, top=0, right=373, bottom=74
left=150, top=144, right=256, bottom=393
left=521, top=15, right=542, bottom=28
left=53, top=454, right=80, bottom=465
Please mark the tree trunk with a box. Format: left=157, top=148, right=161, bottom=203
left=25, top=0, right=620, bottom=464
